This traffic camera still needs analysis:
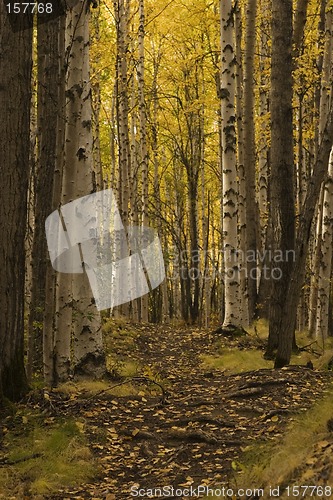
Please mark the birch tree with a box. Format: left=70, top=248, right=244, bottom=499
left=235, top=3, right=249, bottom=327
left=307, top=0, right=327, bottom=336
left=69, top=0, right=105, bottom=376
left=113, top=0, right=131, bottom=318
left=54, top=0, right=105, bottom=381
left=220, top=0, right=242, bottom=328
left=138, top=0, right=149, bottom=321
left=315, top=7, right=333, bottom=343
left=315, top=152, right=333, bottom=343
left=114, top=0, right=130, bottom=226
left=43, top=15, right=66, bottom=385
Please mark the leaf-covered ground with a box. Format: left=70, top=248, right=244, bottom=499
left=50, top=325, right=333, bottom=499
left=2, top=324, right=333, bottom=499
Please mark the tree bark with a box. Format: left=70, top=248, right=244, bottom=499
left=43, top=14, right=66, bottom=386
left=114, top=0, right=131, bottom=318
left=292, top=0, right=310, bottom=59
left=266, top=0, right=295, bottom=358
left=27, top=15, right=59, bottom=380
left=315, top=151, right=333, bottom=343
left=66, top=0, right=105, bottom=378
left=314, top=8, right=333, bottom=343
left=235, top=3, right=249, bottom=327
left=243, top=0, right=258, bottom=321
left=220, top=0, right=242, bottom=328
left=275, top=103, right=333, bottom=367
left=0, top=5, right=32, bottom=400
left=138, top=0, right=149, bottom=322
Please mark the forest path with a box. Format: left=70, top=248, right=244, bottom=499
left=50, top=325, right=333, bottom=500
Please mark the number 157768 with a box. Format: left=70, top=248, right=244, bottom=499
left=6, top=3, right=53, bottom=13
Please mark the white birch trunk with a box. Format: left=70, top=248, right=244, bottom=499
left=53, top=1, right=105, bottom=381
left=67, top=1, right=105, bottom=376
left=44, top=16, right=66, bottom=385
left=138, top=0, right=149, bottom=322
left=314, top=8, right=333, bottom=343
left=308, top=186, right=324, bottom=336
left=220, top=0, right=241, bottom=327
left=114, top=0, right=131, bottom=317
left=315, top=150, right=333, bottom=343
left=235, top=1, right=249, bottom=327
left=53, top=14, right=73, bottom=382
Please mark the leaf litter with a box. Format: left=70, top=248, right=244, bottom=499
left=13, top=325, right=333, bottom=499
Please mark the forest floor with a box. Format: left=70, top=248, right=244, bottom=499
left=1, top=323, right=333, bottom=499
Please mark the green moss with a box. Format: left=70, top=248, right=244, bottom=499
left=199, top=385, right=333, bottom=499
left=57, top=379, right=138, bottom=397
left=0, top=414, right=97, bottom=497
left=200, top=349, right=273, bottom=374
left=201, top=320, right=333, bottom=375
left=231, top=383, right=333, bottom=492
left=103, top=317, right=139, bottom=356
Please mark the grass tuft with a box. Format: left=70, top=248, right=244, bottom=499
left=231, top=383, right=333, bottom=493
left=0, top=415, right=97, bottom=497
left=200, top=349, right=273, bottom=374
left=201, top=320, right=333, bottom=375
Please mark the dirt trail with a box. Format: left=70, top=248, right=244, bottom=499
left=46, top=325, right=333, bottom=499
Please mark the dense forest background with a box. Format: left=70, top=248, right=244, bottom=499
left=2, top=0, right=333, bottom=395
left=2, top=0, right=333, bottom=497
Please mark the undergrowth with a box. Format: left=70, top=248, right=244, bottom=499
left=200, top=320, right=333, bottom=375
left=230, top=382, right=333, bottom=494
left=103, top=316, right=142, bottom=378
left=0, top=412, right=97, bottom=497
left=200, top=383, right=333, bottom=499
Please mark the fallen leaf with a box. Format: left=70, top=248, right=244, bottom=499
left=317, top=440, right=330, bottom=449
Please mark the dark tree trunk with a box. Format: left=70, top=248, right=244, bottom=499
left=188, top=177, right=200, bottom=323
left=27, top=16, right=59, bottom=379
left=244, top=0, right=259, bottom=321
left=275, top=104, right=333, bottom=367
left=43, top=14, right=66, bottom=386
left=0, top=6, right=33, bottom=400
left=266, top=0, right=295, bottom=359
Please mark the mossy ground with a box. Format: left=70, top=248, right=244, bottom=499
left=200, top=319, right=333, bottom=375
left=0, top=413, right=96, bottom=497
left=2, top=319, right=333, bottom=498
left=201, top=383, right=333, bottom=499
